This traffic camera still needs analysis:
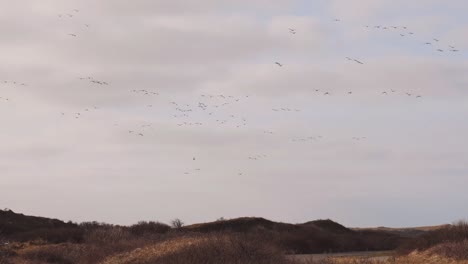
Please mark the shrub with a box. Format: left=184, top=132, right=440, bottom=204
left=130, top=221, right=171, bottom=236
left=426, top=240, right=468, bottom=260
left=170, top=219, right=184, bottom=229
left=399, top=221, right=468, bottom=254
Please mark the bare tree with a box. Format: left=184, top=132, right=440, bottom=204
left=171, top=218, right=184, bottom=229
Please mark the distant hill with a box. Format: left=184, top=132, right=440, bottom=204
left=352, top=225, right=450, bottom=238
left=184, top=217, right=405, bottom=253
left=0, top=209, right=412, bottom=253
left=301, top=219, right=352, bottom=233
left=0, top=209, right=82, bottom=243
left=184, top=217, right=299, bottom=233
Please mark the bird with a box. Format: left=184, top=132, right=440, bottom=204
left=288, top=28, right=296, bottom=34
left=416, top=95, right=422, bottom=98
left=354, top=59, right=364, bottom=65
left=324, top=92, right=330, bottom=96
left=437, top=49, right=444, bottom=52
left=193, top=157, right=196, bottom=161
left=348, top=91, right=353, bottom=94
left=275, top=62, right=283, bottom=67
left=68, top=34, right=77, bottom=37
left=382, top=91, right=388, bottom=95
left=433, top=38, right=439, bottom=42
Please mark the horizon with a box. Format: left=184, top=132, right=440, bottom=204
left=0, top=208, right=455, bottom=229
left=1, top=0, right=468, bottom=227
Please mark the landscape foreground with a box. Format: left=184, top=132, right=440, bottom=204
left=1, top=209, right=467, bottom=264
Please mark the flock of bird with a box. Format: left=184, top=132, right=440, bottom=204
left=1, top=9, right=463, bottom=177
left=58, top=9, right=90, bottom=37
left=278, top=21, right=462, bottom=98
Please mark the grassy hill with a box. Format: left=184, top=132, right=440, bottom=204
left=0, top=209, right=83, bottom=243
left=2, top=209, right=467, bottom=264
left=352, top=225, right=451, bottom=238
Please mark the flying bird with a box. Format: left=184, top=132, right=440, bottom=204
left=354, top=59, right=364, bottom=65
left=275, top=62, right=283, bottom=67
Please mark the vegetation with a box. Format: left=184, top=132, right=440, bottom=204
left=1, top=209, right=468, bottom=264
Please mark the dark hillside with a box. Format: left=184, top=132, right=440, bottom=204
left=184, top=217, right=300, bottom=233
left=0, top=209, right=83, bottom=243
left=302, top=219, right=352, bottom=233
left=0, top=210, right=406, bottom=254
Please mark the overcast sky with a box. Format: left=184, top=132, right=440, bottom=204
left=1, top=0, right=467, bottom=227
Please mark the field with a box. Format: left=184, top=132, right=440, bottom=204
left=1, top=209, right=467, bottom=264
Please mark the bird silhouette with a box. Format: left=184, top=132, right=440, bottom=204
left=354, top=59, right=364, bottom=65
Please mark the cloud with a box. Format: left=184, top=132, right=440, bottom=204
left=0, top=0, right=467, bottom=227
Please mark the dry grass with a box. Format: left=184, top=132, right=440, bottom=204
left=102, top=233, right=288, bottom=264
left=291, top=251, right=468, bottom=264
left=13, top=227, right=158, bottom=264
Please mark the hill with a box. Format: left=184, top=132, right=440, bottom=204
left=1, top=210, right=406, bottom=253
left=184, top=217, right=299, bottom=233
left=352, top=225, right=451, bottom=238
left=0, top=209, right=83, bottom=243
left=184, top=217, right=405, bottom=253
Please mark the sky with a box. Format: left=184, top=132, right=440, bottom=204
left=1, top=0, right=467, bottom=228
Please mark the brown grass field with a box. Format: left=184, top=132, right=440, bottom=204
left=1, top=209, right=467, bottom=264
